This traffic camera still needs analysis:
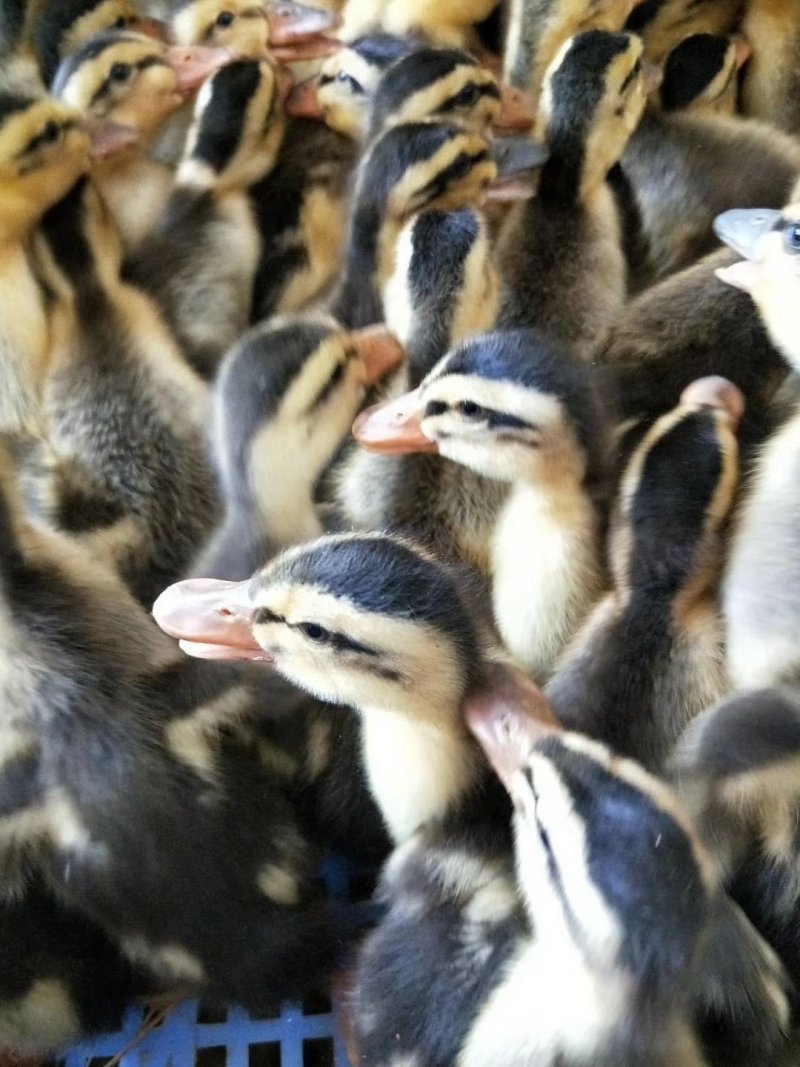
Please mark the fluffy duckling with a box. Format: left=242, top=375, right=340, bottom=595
left=286, top=30, right=413, bottom=137
left=503, top=0, right=636, bottom=103
left=126, top=58, right=288, bottom=378
left=353, top=329, right=608, bottom=681
left=193, top=315, right=404, bottom=580
left=673, top=686, right=800, bottom=1018
left=0, top=92, right=101, bottom=437
left=171, top=0, right=340, bottom=63
left=331, top=120, right=542, bottom=330
left=158, top=531, right=513, bottom=846
left=620, top=69, right=800, bottom=287
left=52, top=30, right=231, bottom=252
left=658, top=32, right=751, bottom=116
left=546, top=377, right=741, bottom=771
left=626, top=0, right=744, bottom=63
left=497, top=30, right=647, bottom=360
left=339, top=0, right=500, bottom=50
left=30, top=167, right=217, bottom=607
left=741, top=0, right=800, bottom=134
left=34, top=0, right=167, bottom=87
left=0, top=441, right=347, bottom=1016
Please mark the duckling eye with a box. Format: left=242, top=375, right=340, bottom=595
left=110, top=63, right=132, bottom=82
left=784, top=223, right=800, bottom=255
left=299, top=622, right=330, bottom=643
left=457, top=400, right=481, bottom=418
left=216, top=10, right=236, bottom=26
left=453, top=83, right=481, bottom=108
left=336, top=71, right=363, bottom=94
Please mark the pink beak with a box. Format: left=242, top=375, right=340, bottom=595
left=166, top=45, right=237, bottom=95
left=493, top=83, right=536, bottom=133
left=85, top=118, right=139, bottom=160
left=152, top=578, right=272, bottom=662
left=352, top=387, right=438, bottom=455
left=285, top=77, right=325, bottom=119
left=679, top=376, right=745, bottom=429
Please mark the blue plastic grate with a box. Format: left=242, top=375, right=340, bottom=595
left=60, top=858, right=355, bottom=1067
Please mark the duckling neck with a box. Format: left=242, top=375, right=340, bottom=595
left=331, top=193, right=393, bottom=330
left=359, top=704, right=482, bottom=843
left=35, top=177, right=121, bottom=297
left=492, top=480, right=601, bottom=679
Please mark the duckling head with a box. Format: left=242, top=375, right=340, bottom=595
left=715, top=205, right=800, bottom=374
left=286, top=32, right=414, bottom=137
left=172, top=0, right=340, bottom=63
left=537, top=29, right=647, bottom=198
left=34, top=0, right=168, bottom=87
left=213, top=316, right=404, bottom=531
left=365, top=46, right=537, bottom=140
left=178, top=56, right=289, bottom=190
left=612, top=376, right=741, bottom=601
left=52, top=31, right=232, bottom=144
left=0, top=94, right=92, bottom=237
left=154, top=531, right=482, bottom=722
left=659, top=33, right=750, bottom=116
left=354, top=328, right=607, bottom=490
left=469, top=698, right=715, bottom=990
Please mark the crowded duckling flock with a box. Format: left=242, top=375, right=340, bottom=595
left=3, top=0, right=800, bottom=1063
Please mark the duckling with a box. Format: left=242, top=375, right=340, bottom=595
left=672, top=685, right=800, bottom=1035
left=0, top=879, right=145, bottom=1055
left=546, top=377, right=741, bottom=771
left=626, top=0, right=744, bottom=64
left=0, top=440, right=348, bottom=1016
left=658, top=32, right=751, bottom=116
left=34, top=0, right=168, bottom=87
left=620, top=69, right=800, bottom=287
left=497, top=30, right=647, bottom=360
left=125, top=58, right=288, bottom=378
left=52, top=30, right=232, bottom=252
left=0, top=93, right=97, bottom=437
left=157, top=531, right=512, bottom=845
left=285, top=31, right=414, bottom=137
left=353, top=329, right=608, bottom=681
left=30, top=167, right=218, bottom=607
left=171, top=0, right=340, bottom=64
left=331, top=120, right=541, bottom=331
left=502, top=0, right=636, bottom=104
left=741, top=0, right=800, bottom=135
left=193, top=315, right=404, bottom=580
left=340, top=0, right=500, bottom=50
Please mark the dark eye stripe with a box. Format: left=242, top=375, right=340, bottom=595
left=89, top=56, right=168, bottom=108
left=438, top=82, right=499, bottom=112
left=20, top=118, right=76, bottom=157
left=413, top=149, right=489, bottom=204
left=619, top=59, right=641, bottom=95
left=306, top=355, right=351, bottom=415
left=253, top=607, right=284, bottom=625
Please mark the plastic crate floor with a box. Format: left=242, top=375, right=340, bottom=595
left=61, top=998, right=350, bottom=1067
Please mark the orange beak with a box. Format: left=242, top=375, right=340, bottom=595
left=166, top=45, right=237, bottom=94
left=285, top=77, right=324, bottom=119
left=349, top=326, right=406, bottom=386
left=493, top=83, right=536, bottom=133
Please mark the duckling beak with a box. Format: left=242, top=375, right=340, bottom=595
left=133, top=16, right=169, bottom=42
left=166, top=45, right=237, bottom=95
left=680, top=376, right=745, bottom=429
left=349, top=326, right=406, bottom=386
left=152, top=578, right=272, bottom=662
left=263, top=1, right=342, bottom=61
left=285, top=77, right=324, bottom=119
left=493, top=84, right=536, bottom=134
left=484, top=135, right=548, bottom=202
left=465, top=663, right=561, bottom=793
left=352, top=388, right=438, bottom=455
left=85, top=118, right=140, bottom=161
left=714, top=207, right=781, bottom=262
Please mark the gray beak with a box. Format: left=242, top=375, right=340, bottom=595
left=490, top=135, right=549, bottom=178
left=714, top=208, right=782, bottom=261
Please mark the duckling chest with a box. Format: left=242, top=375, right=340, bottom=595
left=0, top=244, right=49, bottom=433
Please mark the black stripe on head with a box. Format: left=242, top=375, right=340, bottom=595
left=411, top=147, right=489, bottom=205
left=624, top=0, right=665, bottom=33
left=217, top=318, right=335, bottom=469
left=0, top=94, right=35, bottom=127
left=351, top=32, right=416, bottom=70
left=360, top=120, right=467, bottom=210
left=537, top=735, right=709, bottom=988
left=50, top=30, right=147, bottom=96
left=661, top=34, right=729, bottom=111
left=38, top=2, right=131, bottom=85
left=260, top=535, right=480, bottom=682
left=543, top=30, right=630, bottom=198
left=192, top=60, right=264, bottom=171
left=694, top=688, right=800, bottom=780
left=439, top=330, right=606, bottom=482
left=368, top=47, right=479, bottom=136
left=626, top=409, right=724, bottom=595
